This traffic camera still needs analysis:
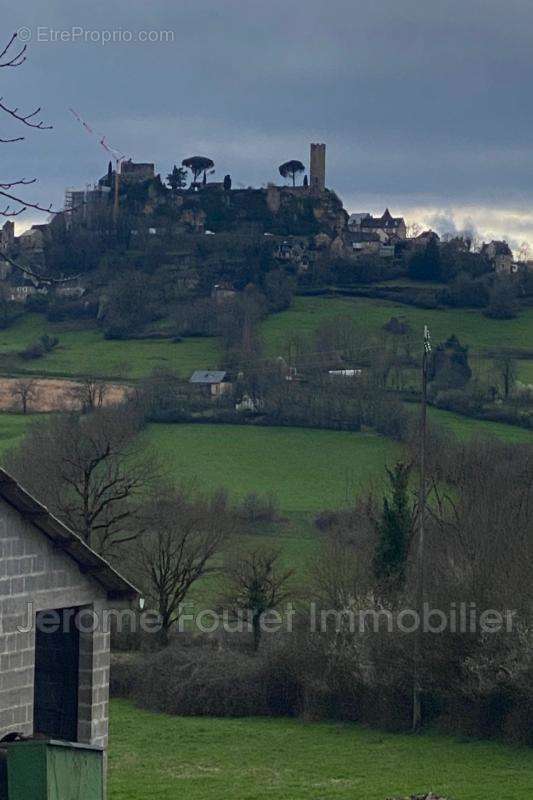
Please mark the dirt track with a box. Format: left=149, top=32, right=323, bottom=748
left=0, top=377, right=131, bottom=413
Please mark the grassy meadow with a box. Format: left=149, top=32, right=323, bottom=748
left=262, top=295, right=533, bottom=357
left=426, top=405, right=533, bottom=443
left=2, top=296, right=533, bottom=383
left=0, top=314, right=217, bottom=379
left=144, top=423, right=399, bottom=513
left=109, top=700, right=533, bottom=800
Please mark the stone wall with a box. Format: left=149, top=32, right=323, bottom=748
left=0, top=500, right=110, bottom=747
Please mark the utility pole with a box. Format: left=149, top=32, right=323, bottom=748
left=412, top=324, right=431, bottom=732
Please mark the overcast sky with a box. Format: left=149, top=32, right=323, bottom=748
left=4, top=0, right=533, bottom=249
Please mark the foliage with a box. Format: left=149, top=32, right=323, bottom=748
left=182, top=155, right=215, bottom=184
left=19, top=333, right=59, bottom=360
left=278, top=159, right=305, bottom=186
left=372, top=462, right=414, bottom=590
left=102, top=271, right=161, bottom=338
left=484, top=277, right=518, bottom=319
left=166, top=164, right=187, bottom=192
left=428, top=335, right=472, bottom=392
left=408, top=239, right=441, bottom=281
left=493, top=355, right=517, bottom=400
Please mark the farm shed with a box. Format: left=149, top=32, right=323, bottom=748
left=189, top=370, right=233, bottom=398
left=0, top=468, right=138, bottom=750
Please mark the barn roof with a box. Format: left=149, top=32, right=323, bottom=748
left=189, top=370, right=228, bottom=384
left=0, top=468, right=139, bottom=601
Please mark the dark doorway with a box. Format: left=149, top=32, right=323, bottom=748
left=34, top=607, right=80, bottom=742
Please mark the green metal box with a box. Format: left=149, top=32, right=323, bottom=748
left=0, top=740, right=103, bottom=800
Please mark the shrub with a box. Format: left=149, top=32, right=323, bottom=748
left=131, top=645, right=271, bottom=717
left=19, top=342, right=45, bottom=360
left=19, top=334, right=59, bottom=360
left=433, top=388, right=483, bottom=416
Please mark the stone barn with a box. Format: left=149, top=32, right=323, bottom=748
left=0, top=468, right=138, bottom=749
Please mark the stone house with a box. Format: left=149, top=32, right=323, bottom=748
left=189, top=370, right=233, bottom=398
left=119, top=159, right=155, bottom=183
left=350, top=209, right=406, bottom=242
left=211, top=282, right=237, bottom=303
left=274, top=240, right=306, bottom=263
left=17, top=227, right=45, bottom=255
left=0, top=468, right=138, bottom=749
left=481, top=240, right=515, bottom=274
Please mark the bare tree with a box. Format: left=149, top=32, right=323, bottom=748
left=11, top=378, right=38, bottom=414
left=0, top=34, right=83, bottom=288
left=4, top=405, right=157, bottom=555
left=137, top=487, right=233, bottom=645
left=405, top=221, right=422, bottom=238
left=493, top=355, right=517, bottom=400
left=517, top=241, right=531, bottom=263
left=71, top=377, right=109, bottom=413
left=0, top=33, right=53, bottom=217
left=221, top=546, right=294, bottom=651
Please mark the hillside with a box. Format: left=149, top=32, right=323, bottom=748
left=2, top=295, right=533, bottom=382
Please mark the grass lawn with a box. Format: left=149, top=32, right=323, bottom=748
left=262, top=296, right=533, bottom=359
left=426, top=406, right=533, bottom=443
left=0, top=314, right=218, bottom=379
left=108, top=700, right=533, bottom=800
left=144, top=423, right=399, bottom=513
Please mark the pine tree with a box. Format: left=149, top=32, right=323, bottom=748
left=373, top=462, right=413, bottom=590
left=166, top=165, right=187, bottom=193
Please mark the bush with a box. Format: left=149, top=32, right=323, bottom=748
left=432, top=388, right=483, bottom=416
left=19, top=342, right=45, bottom=360
left=19, top=334, right=59, bottom=360
left=130, top=645, right=272, bottom=717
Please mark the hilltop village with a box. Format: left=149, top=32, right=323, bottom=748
left=0, top=142, right=528, bottom=313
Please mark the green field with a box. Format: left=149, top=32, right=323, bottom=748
left=2, top=296, right=533, bottom=382
left=0, top=314, right=217, bottom=379
left=263, top=296, right=533, bottom=357
left=426, top=405, right=533, bottom=443
left=109, top=700, right=533, bottom=800
left=0, top=412, right=36, bottom=455
left=144, top=423, right=399, bottom=513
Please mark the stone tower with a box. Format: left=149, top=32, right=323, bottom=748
left=310, top=143, right=326, bottom=193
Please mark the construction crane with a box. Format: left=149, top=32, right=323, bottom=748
left=69, top=108, right=128, bottom=220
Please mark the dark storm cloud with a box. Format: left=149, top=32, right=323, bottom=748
left=3, top=0, right=533, bottom=237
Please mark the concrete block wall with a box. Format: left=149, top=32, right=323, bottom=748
left=0, top=500, right=110, bottom=746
